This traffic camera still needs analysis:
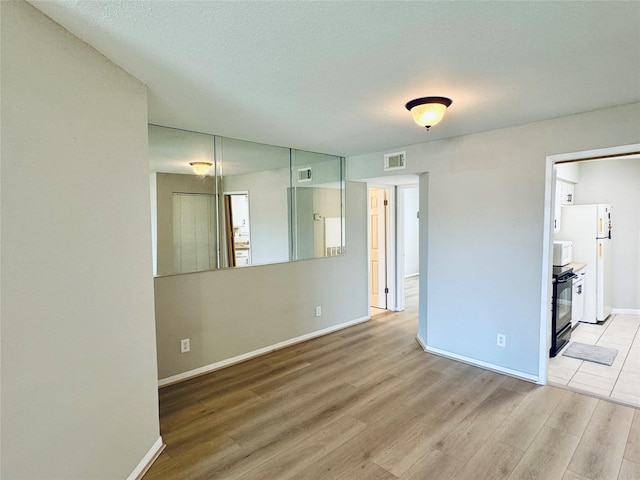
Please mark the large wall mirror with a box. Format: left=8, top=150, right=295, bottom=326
left=149, top=125, right=345, bottom=276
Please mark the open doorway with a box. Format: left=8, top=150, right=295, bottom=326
left=366, top=176, right=420, bottom=319
left=542, top=144, right=640, bottom=408
left=399, top=185, right=420, bottom=315
left=224, top=192, right=251, bottom=267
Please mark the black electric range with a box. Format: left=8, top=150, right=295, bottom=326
left=550, top=264, right=575, bottom=357
left=552, top=264, right=574, bottom=278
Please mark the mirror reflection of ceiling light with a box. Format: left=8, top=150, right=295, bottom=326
left=405, top=96, right=452, bottom=130
left=189, top=161, right=213, bottom=175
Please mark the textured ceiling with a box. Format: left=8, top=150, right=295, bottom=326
left=29, top=1, right=640, bottom=157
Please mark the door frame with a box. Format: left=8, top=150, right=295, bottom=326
left=540, top=143, right=640, bottom=384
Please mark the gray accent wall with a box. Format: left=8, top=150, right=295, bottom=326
left=154, top=182, right=368, bottom=380
left=349, top=103, right=640, bottom=378
left=1, top=2, right=161, bottom=478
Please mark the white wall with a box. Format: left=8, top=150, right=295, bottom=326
left=1, top=2, right=161, bottom=478
left=348, top=103, right=640, bottom=380
left=574, top=158, right=640, bottom=310
left=402, top=187, right=420, bottom=277
left=154, top=182, right=368, bottom=381
left=224, top=168, right=290, bottom=265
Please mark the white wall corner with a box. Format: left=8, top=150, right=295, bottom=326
left=416, top=335, right=540, bottom=384
left=127, top=437, right=164, bottom=480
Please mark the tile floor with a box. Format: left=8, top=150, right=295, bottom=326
left=548, top=313, right=640, bottom=408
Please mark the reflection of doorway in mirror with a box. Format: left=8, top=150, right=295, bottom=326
left=224, top=193, right=251, bottom=267
left=369, top=188, right=388, bottom=309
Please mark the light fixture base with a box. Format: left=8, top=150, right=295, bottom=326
left=405, top=96, right=452, bottom=111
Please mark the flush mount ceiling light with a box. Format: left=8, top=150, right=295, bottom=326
left=405, top=96, right=452, bottom=130
left=189, top=161, right=212, bottom=175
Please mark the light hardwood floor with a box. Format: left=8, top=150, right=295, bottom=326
left=146, top=278, right=639, bottom=480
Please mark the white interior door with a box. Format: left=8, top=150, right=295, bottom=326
left=370, top=187, right=387, bottom=309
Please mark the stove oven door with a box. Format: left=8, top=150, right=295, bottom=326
left=551, top=273, right=574, bottom=357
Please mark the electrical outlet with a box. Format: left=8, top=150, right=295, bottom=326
left=315, top=306, right=322, bottom=317
left=497, top=334, right=506, bottom=348
left=180, top=338, right=190, bottom=353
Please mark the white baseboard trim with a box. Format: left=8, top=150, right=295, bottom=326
left=159, top=315, right=371, bottom=387
left=416, top=334, right=540, bottom=384
left=128, top=436, right=164, bottom=480
left=612, top=308, right=640, bottom=315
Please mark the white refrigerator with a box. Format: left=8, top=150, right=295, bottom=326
left=556, top=204, right=612, bottom=323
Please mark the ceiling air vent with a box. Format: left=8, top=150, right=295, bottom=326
left=384, top=151, right=406, bottom=171
left=298, top=167, right=312, bottom=182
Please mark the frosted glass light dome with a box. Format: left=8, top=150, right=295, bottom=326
left=189, top=161, right=212, bottom=175
left=405, top=97, right=452, bottom=130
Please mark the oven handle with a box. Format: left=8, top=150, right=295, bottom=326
left=557, top=274, right=578, bottom=284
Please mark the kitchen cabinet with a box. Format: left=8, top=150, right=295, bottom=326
left=559, top=181, right=574, bottom=205
left=554, top=180, right=576, bottom=232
